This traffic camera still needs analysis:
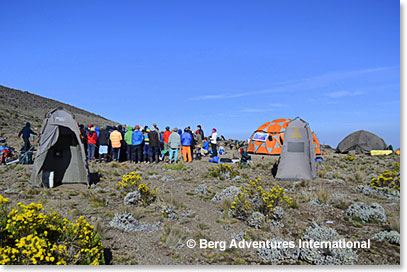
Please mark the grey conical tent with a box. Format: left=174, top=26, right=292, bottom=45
left=30, top=108, right=89, bottom=188
left=276, top=119, right=316, bottom=180
left=336, top=130, right=387, bottom=154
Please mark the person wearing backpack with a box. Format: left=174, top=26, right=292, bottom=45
left=98, top=126, right=110, bottom=162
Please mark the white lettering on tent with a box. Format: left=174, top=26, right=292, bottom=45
left=55, top=117, right=65, bottom=122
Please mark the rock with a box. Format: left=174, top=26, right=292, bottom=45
left=231, top=232, right=246, bottom=242
left=308, top=199, right=329, bottom=207
left=148, top=174, right=161, bottom=179
left=365, top=174, right=378, bottom=182
left=160, top=176, right=175, bottom=182
left=5, top=183, right=21, bottom=194
left=92, top=186, right=103, bottom=192
left=194, top=184, right=208, bottom=195
left=124, top=191, right=142, bottom=206
left=271, top=206, right=285, bottom=220
left=183, top=226, right=192, bottom=233
left=161, top=206, right=177, bottom=220
left=109, top=212, right=159, bottom=232
left=346, top=202, right=387, bottom=223
left=221, top=171, right=231, bottom=180
left=356, top=184, right=400, bottom=200
left=325, top=179, right=345, bottom=183
left=324, top=172, right=334, bottom=179
left=247, top=212, right=265, bottom=229
left=232, top=175, right=241, bottom=181
left=373, top=231, right=400, bottom=245
left=211, top=186, right=242, bottom=203
left=299, top=221, right=358, bottom=265
left=179, top=209, right=196, bottom=219
left=5, top=187, right=21, bottom=194
left=257, top=238, right=300, bottom=263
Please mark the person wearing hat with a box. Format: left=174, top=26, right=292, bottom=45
left=210, top=128, right=218, bottom=157
left=87, top=126, right=98, bottom=161
left=131, top=125, right=144, bottom=163
left=18, top=122, right=37, bottom=152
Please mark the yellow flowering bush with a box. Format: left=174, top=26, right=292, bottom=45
left=344, top=155, right=356, bottom=161
left=117, top=171, right=156, bottom=206
left=370, top=163, right=400, bottom=191
left=231, top=178, right=293, bottom=220
left=0, top=196, right=105, bottom=265
left=209, top=163, right=239, bottom=180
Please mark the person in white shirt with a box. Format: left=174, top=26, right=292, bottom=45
left=210, top=128, right=218, bottom=157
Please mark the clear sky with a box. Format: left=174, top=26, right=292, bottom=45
left=0, top=0, right=400, bottom=147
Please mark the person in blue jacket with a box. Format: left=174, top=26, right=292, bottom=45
left=201, top=137, right=210, bottom=156
left=181, top=128, right=193, bottom=162
left=131, top=125, right=144, bottom=163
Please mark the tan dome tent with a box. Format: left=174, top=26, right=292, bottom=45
left=30, top=108, right=89, bottom=188
left=276, top=118, right=316, bottom=180
left=336, top=130, right=387, bottom=154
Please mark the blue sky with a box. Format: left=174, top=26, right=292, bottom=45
left=0, top=0, right=400, bottom=147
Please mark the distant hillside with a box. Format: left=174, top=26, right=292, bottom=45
left=0, top=84, right=118, bottom=147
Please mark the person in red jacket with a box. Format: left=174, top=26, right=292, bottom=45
left=87, top=126, right=98, bottom=161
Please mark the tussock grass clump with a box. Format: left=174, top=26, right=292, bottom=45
left=164, top=162, right=189, bottom=171
left=316, top=186, right=331, bottom=205
left=208, top=163, right=239, bottom=180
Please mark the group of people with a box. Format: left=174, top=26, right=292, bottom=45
left=79, top=123, right=219, bottom=164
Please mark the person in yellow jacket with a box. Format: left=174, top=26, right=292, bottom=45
left=110, top=127, right=122, bottom=162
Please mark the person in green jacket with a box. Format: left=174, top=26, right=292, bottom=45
left=124, top=126, right=133, bottom=162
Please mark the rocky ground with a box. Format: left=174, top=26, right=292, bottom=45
left=0, top=145, right=400, bottom=265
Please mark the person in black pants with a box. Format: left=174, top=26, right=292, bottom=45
left=18, top=122, right=36, bottom=151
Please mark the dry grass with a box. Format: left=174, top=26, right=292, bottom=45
left=221, top=199, right=232, bottom=219
left=316, top=186, right=331, bottom=204
left=160, top=225, right=186, bottom=248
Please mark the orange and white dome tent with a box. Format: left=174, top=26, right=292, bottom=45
left=247, top=118, right=322, bottom=155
